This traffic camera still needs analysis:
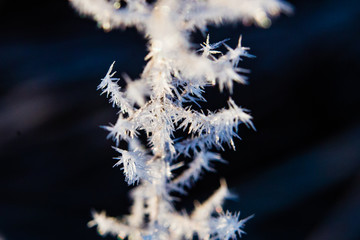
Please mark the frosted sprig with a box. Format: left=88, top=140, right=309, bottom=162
left=70, top=0, right=292, bottom=239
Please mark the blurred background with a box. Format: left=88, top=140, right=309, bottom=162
left=1, top=0, right=360, bottom=239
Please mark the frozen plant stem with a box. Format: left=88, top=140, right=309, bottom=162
left=70, top=0, right=292, bottom=239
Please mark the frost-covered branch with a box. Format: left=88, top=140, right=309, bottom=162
left=70, top=0, right=292, bottom=238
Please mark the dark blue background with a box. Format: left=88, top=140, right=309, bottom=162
left=1, top=0, right=360, bottom=239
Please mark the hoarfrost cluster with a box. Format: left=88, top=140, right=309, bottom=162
left=70, top=0, right=292, bottom=239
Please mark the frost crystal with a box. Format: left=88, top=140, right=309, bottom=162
left=210, top=211, right=254, bottom=240
left=70, top=0, right=292, bottom=239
